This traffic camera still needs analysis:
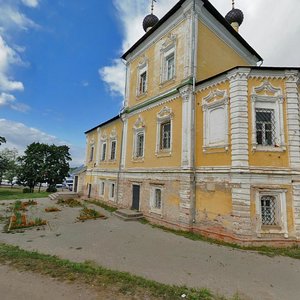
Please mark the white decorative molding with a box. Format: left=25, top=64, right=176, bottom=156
left=292, top=183, right=300, bottom=238
left=155, top=106, right=174, bottom=155
left=121, top=117, right=128, bottom=169
left=250, top=80, right=285, bottom=151
left=285, top=70, right=300, bottom=169
left=110, top=127, right=117, bottom=139
left=255, top=188, right=288, bottom=238
left=161, top=33, right=177, bottom=52
left=100, top=130, right=108, bottom=141
left=180, top=85, right=194, bottom=169
left=227, top=68, right=250, bottom=168
left=202, top=89, right=229, bottom=151
left=133, top=115, right=145, bottom=129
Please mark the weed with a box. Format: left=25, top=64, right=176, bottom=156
left=138, top=219, right=300, bottom=260
left=0, top=243, right=228, bottom=300
left=45, top=206, right=61, bottom=212
left=56, top=198, right=82, bottom=207
left=77, top=207, right=107, bottom=221
left=84, top=199, right=117, bottom=212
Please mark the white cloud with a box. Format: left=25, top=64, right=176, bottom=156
left=0, top=119, right=85, bottom=167
left=100, top=0, right=300, bottom=95
left=0, top=0, right=39, bottom=112
left=99, top=0, right=177, bottom=97
left=21, top=0, right=40, bottom=8
left=99, top=59, right=125, bottom=96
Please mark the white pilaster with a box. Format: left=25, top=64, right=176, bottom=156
left=285, top=71, right=300, bottom=169
left=179, top=85, right=194, bottom=169
left=121, top=115, right=128, bottom=169
left=227, top=68, right=250, bottom=168
left=292, top=182, right=300, bottom=239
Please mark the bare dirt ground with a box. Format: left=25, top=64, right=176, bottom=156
left=0, top=197, right=300, bottom=300
left=0, top=264, right=100, bottom=300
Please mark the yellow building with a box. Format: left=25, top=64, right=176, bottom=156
left=83, top=0, right=300, bottom=246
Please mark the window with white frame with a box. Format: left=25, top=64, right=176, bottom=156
left=255, top=189, right=288, bottom=238
left=135, top=132, right=144, bottom=158
left=137, top=59, right=148, bottom=96
left=165, top=53, right=175, bottom=81
left=101, top=142, right=107, bottom=161
left=251, top=80, right=285, bottom=151
left=109, top=182, right=116, bottom=201
left=156, top=106, right=173, bottom=154
left=133, top=116, right=146, bottom=160
left=160, top=121, right=171, bottom=150
left=150, top=186, right=162, bottom=213
left=255, top=109, right=276, bottom=146
left=110, top=140, right=116, bottom=160
left=99, top=181, right=105, bottom=197
left=202, top=89, right=229, bottom=151
left=160, top=34, right=176, bottom=83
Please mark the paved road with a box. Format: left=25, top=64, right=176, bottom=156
left=0, top=198, right=300, bottom=300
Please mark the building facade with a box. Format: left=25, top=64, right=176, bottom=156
left=82, top=0, right=300, bottom=246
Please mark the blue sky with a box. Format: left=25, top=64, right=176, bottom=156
left=1, top=0, right=299, bottom=166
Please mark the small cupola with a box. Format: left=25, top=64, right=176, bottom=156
left=225, top=0, right=244, bottom=32
left=142, top=0, right=159, bottom=32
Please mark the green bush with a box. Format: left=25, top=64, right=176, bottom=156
left=46, top=186, right=57, bottom=193
left=23, top=188, right=31, bottom=193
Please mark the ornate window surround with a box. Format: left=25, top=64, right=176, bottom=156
left=160, top=33, right=177, bottom=84
left=155, top=106, right=174, bottom=156
left=202, top=89, right=229, bottom=151
left=132, top=115, right=146, bottom=161
left=100, top=131, right=107, bottom=162
left=251, top=80, right=285, bottom=152
left=255, top=188, right=288, bottom=238
left=109, top=128, right=117, bottom=161
left=149, top=185, right=163, bottom=215
left=136, top=55, right=148, bottom=97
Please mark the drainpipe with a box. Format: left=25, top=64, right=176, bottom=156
left=116, top=59, right=127, bottom=204
left=191, top=0, right=197, bottom=224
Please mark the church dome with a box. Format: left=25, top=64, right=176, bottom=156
left=143, top=14, right=159, bottom=32
left=225, top=8, right=244, bottom=26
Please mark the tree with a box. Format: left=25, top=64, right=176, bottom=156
left=17, top=142, right=71, bottom=192
left=0, top=136, right=6, bottom=146
left=0, top=148, right=19, bottom=186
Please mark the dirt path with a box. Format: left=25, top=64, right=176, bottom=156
left=0, top=264, right=101, bottom=300
left=0, top=198, right=300, bottom=300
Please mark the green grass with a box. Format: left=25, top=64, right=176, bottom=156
left=0, top=243, right=235, bottom=300
left=84, top=199, right=118, bottom=212
left=139, top=219, right=300, bottom=260
left=0, top=187, right=49, bottom=201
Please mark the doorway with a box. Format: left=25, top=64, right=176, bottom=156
left=132, top=185, right=140, bottom=211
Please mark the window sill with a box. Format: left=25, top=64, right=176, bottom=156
left=203, top=144, right=229, bottom=152
left=132, top=156, right=144, bottom=163
left=150, top=208, right=162, bottom=216
left=252, top=145, right=286, bottom=152
left=136, top=91, right=148, bottom=100
left=160, top=77, right=176, bottom=88
left=155, top=150, right=172, bottom=158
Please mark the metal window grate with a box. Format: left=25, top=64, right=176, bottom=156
left=261, top=195, right=277, bottom=225
left=154, top=188, right=161, bottom=209
left=256, top=108, right=276, bottom=146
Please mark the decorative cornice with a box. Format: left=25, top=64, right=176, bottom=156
left=157, top=106, right=174, bottom=121
left=133, top=115, right=145, bottom=129
left=252, top=80, right=282, bottom=97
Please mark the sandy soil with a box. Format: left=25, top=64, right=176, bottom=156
left=0, top=197, right=299, bottom=300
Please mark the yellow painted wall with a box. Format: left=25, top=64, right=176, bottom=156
left=128, top=19, right=187, bottom=108
left=196, top=186, right=232, bottom=227
left=197, top=21, right=249, bottom=81
left=126, top=99, right=182, bottom=169
left=248, top=78, right=289, bottom=168
left=97, top=119, right=122, bottom=170
left=195, top=81, right=231, bottom=167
